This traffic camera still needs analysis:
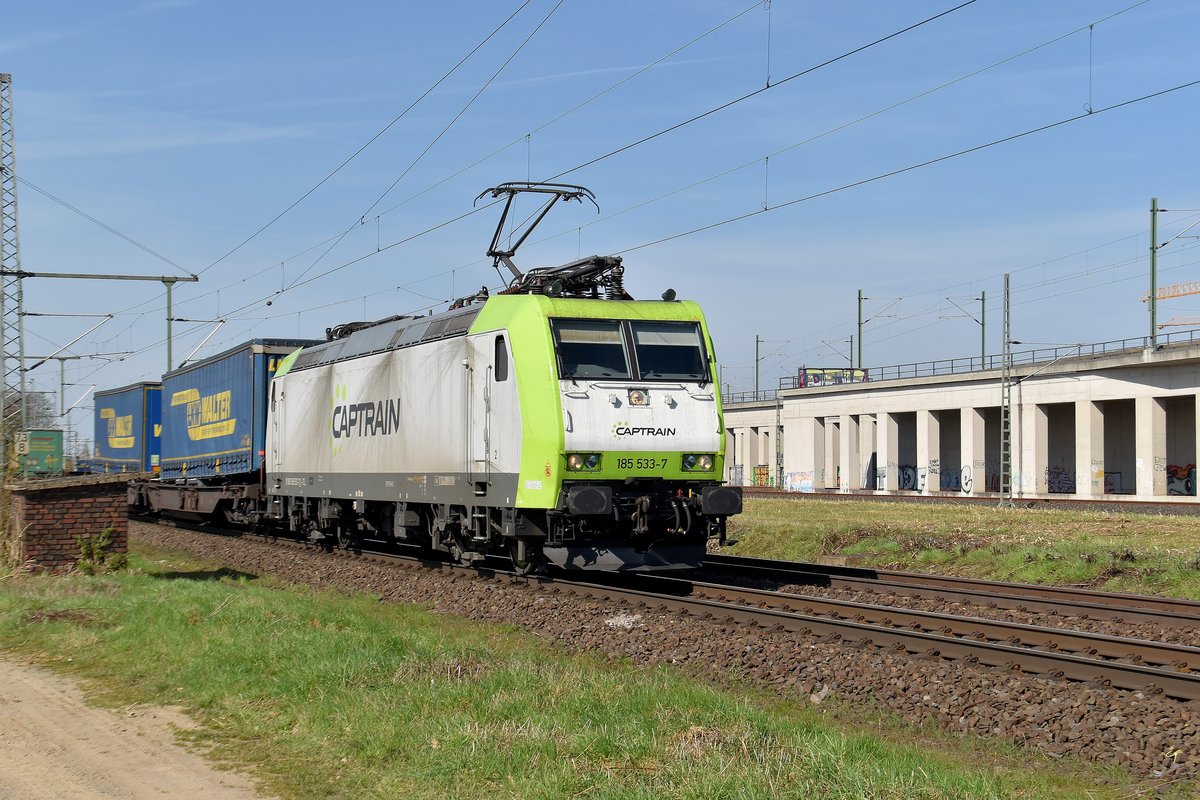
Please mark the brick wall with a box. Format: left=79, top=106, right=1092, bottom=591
left=5, top=474, right=137, bottom=573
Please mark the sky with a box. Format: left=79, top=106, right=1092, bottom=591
left=3, top=0, right=1200, bottom=443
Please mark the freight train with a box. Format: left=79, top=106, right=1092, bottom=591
left=117, top=184, right=742, bottom=571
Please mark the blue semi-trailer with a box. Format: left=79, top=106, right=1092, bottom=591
left=91, top=382, right=161, bottom=474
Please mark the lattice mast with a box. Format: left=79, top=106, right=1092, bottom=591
left=999, top=272, right=1014, bottom=508
left=0, top=73, right=27, bottom=471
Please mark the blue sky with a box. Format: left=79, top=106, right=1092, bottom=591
left=4, top=0, right=1200, bottom=439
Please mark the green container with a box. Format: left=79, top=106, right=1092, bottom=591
left=20, top=428, right=64, bottom=476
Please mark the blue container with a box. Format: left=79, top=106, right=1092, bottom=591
left=92, top=382, right=161, bottom=473
left=160, top=339, right=318, bottom=480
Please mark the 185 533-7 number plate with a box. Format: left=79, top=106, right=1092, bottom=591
left=615, top=457, right=669, bottom=471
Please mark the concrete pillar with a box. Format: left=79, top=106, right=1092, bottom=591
left=840, top=414, right=860, bottom=491
left=876, top=412, right=899, bottom=492
left=960, top=407, right=986, bottom=495
left=784, top=416, right=814, bottom=492
left=1075, top=400, right=1104, bottom=497
left=747, top=428, right=761, bottom=473
left=1017, top=404, right=1049, bottom=495
left=723, top=428, right=736, bottom=484
left=764, top=425, right=776, bottom=486
left=734, top=429, right=750, bottom=485
left=916, top=410, right=940, bottom=494
left=1194, top=393, right=1200, bottom=493
left=1135, top=396, right=1167, bottom=497
left=824, top=419, right=839, bottom=490
left=812, top=418, right=826, bottom=490
left=858, top=414, right=876, bottom=489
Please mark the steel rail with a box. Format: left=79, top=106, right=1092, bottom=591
left=532, top=576, right=1200, bottom=701
left=633, top=574, right=1200, bottom=673
left=741, top=484, right=1200, bottom=516
left=705, top=552, right=1200, bottom=626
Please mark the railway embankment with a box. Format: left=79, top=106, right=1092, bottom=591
left=725, top=496, right=1200, bottom=600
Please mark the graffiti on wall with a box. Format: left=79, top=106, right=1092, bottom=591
left=1045, top=464, right=1076, bottom=494
left=753, top=465, right=771, bottom=487
left=897, top=465, right=927, bottom=491
left=785, top=471, right=815, bottom=493
left=1167, top=464, right=1196, bottom=496
left=796, top=368, right=868, bottom=388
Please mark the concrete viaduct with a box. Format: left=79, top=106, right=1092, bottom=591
left=721, top=331, right=1200, bottom=502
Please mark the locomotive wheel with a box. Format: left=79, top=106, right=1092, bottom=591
left=334, top=525, right=358, bottom=550
left=509, top=539, right=542, bottom=576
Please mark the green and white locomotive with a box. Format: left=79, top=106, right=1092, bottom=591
left=265, top=251, right=741, bottom=571
left=125, top=184, right=740, bottom=571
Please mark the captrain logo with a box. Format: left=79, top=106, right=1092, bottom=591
left=330, top=383, right=402, bottom=440
left=611, top=422, right=677, bottom=437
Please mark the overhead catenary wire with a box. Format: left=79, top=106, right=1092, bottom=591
left=614, top=78, right=1200, bottom=256
left=283, top=0, right=568, bottom=293
left=148, top=0, right=984, bottom=331
left=516, top=0, right=1153, bottom=253
left=46, top=3, right=1190, bottom=383
left=17, top=177, right=194, bottom=278
left=545, top=0, right=981, bottom=182
left=80, top=74, right=1200, bottom=375
left=198, top=0, right=536, bottom=276
left=68, top=0, right=993, bottom=338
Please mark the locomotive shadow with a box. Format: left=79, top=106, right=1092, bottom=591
left=149, top=567, right=259, bottom=583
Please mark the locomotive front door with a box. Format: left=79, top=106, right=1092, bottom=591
left=269, top=381, right=283, bottom=477
left=467, top=336, right=491, bottom=487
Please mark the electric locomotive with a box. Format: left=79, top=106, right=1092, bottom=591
left=264, top=253, right=739, bottom=570
left=127, top=183, right=742, bottom=571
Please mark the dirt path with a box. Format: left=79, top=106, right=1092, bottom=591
left=0, top=658, right=265, bottom=800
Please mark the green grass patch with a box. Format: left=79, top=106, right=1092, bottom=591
left=0, top=545, right=1144, bottom=799
left=727, top=497, right=1200, bottom=597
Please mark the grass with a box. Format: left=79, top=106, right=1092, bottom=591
left=726, top=497, right=1200, bottom=598
left=0, top=544, right=1145, bottom=799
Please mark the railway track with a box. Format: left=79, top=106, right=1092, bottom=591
left=145, top=518, right=1200, bottom=702
left=703, top=552, right=1200, bottom=627
left=742, top=484, right=1200, bottom=516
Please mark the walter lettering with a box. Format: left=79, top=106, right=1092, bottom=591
left=332, top=398, right=402, bottom=438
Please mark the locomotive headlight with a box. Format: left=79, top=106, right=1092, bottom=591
left=566, top=452, right=601, bottom=471
left=682, top=453, right=715, bottom=472
left=628, top=389, right=648, bottom=406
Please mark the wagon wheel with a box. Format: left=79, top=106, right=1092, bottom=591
left=334, top=525, right=358, bottom=550
left=509, top=539, right=542, bottom=576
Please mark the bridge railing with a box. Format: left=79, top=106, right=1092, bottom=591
left=720, top=328, right=1200, bottom=404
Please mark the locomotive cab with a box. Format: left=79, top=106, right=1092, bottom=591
left=534, top=309, right=740, bottom=570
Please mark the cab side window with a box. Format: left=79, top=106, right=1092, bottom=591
left=495, top=335, right=508, bottom=382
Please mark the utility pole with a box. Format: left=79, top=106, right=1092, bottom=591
left=980, top=290, right=986, bottom=365
left=754, top=334, right=760, bottom=398
left=856, top=288, right=863, bottom=369
left=1150, top=197, right=1160, bottom=348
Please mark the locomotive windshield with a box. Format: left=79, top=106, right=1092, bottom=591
left=552, top=319, right=709, bottom=382
left=631, top=321, right=708, bottom=380
left=553, top=320, right=632, bottom=379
